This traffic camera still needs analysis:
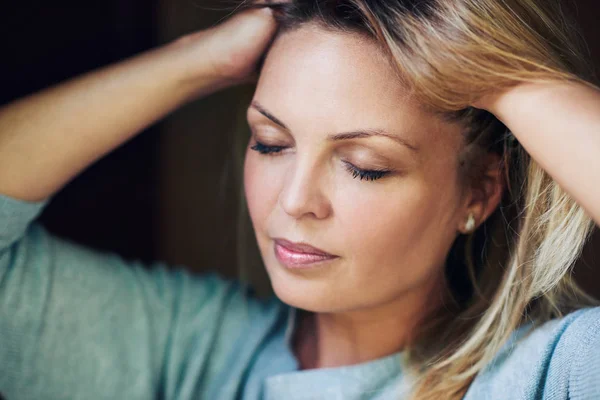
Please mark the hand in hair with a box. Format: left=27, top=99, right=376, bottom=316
left=172, top=6, right=278, bottom=89
left=475, top=79, right=600, bottom=226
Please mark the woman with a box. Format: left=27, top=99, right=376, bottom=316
left=0, top=0, right=599, bottom=399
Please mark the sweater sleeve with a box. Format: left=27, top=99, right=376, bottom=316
left=0, top=193, right=257, bottom=400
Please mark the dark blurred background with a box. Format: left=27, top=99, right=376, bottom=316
left=0, top=0, right=598, bottom=299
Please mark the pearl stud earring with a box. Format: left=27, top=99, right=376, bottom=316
left=465, top=213, right=476, bottom=233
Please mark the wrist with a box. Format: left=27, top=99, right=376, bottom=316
left=472, top=83, right=518, bottom=117
left=162, top=33, right=239, bottom=103
left=485, top=80, right=587, bottom=123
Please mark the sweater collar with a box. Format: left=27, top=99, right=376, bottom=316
left=264, top=304, right=410, bottom=399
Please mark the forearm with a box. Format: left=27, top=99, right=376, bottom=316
left=491, top=80, right=600, bottom=225
left=0, top=37, right=218, bottom=202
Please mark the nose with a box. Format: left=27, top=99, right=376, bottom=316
left=278, top=158, right=332, bottom=220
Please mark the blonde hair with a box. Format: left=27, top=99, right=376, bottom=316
left=235, top=0, right=600, bottom=398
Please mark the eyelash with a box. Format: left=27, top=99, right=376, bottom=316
left=249, top=141, right=391, bottom=182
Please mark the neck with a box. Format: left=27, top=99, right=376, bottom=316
left=293, top=272, right=448, bottom=370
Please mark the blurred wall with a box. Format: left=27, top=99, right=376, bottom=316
left=154, top=0, right=271, bottom=295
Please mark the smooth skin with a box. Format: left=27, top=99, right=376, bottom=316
left=0, top=6, right=598, bottom=373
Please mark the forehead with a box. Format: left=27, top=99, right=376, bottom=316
left=252, top=24, right=452, bottom=143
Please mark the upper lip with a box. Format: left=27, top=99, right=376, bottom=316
left=274, top=238, right=337, bottom=257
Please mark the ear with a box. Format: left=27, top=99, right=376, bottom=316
left=458, top=153, right=505, bottom=234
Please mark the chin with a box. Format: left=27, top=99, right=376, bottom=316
left=264, top=261, right=346, bottom=313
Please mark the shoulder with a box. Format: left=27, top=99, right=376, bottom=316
left=552, top=305, right=600, bottom=335
left=157, top=270, right=291, bottom=398
left=167, top=269, right=287, bottom=329
left=502, top=306, right=600, bottom=358
left=465, top=307, right=600, bottom=400
left=511, top=306, right=600, bottom=399
left=551, top=306, right=600, bottom=399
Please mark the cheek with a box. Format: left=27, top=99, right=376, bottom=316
left=243, top=151, right=280, bottom=229
left=337, top=180, right=431, bottom=256
left=336, top=177, right=459, bottom=286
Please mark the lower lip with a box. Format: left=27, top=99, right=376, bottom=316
left=274, top=242, right=338, bottom=269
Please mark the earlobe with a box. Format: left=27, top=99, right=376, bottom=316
left=459, top=154, right=505, bottom=234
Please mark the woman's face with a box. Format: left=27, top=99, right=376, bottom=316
left=244, top=25, right=470, bottom=314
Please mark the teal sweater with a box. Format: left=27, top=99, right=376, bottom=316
left=1, top=192, right=599, bottom=400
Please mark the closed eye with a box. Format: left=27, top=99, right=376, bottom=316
left=250, top=141, right=285, bottom=155
left=249, top=141, right=391, bottom=182
left=341, top=161, right=391, bottom=182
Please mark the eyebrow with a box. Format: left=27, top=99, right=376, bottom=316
left=249, top=101, right=419, bottom=153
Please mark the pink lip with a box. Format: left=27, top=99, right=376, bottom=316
left=273, top=238, right=338, bottom=268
